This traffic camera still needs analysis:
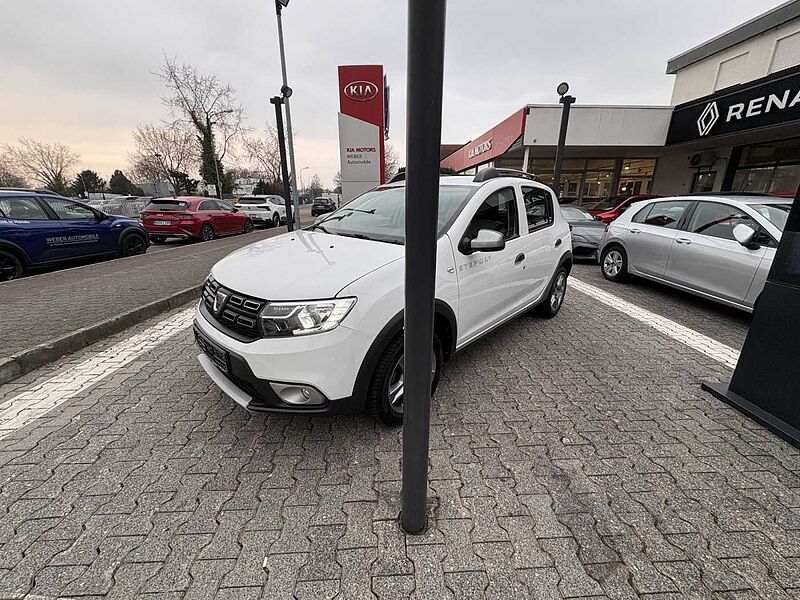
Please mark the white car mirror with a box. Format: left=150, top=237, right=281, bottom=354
left=470, top=229, right=505, bottom=252
left=733, top=223, right=757, bottom=247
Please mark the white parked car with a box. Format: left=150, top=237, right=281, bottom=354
left=235, top=195, right=287, bottom=228
left=194, top=169, right=573, bottom=425
left=599, top=194, right=791, bottom=312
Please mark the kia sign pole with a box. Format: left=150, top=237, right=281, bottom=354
left=552, top=82, right=575, bottom=199
left=270, top=96, right=294, bottom=232
left=274, top=0, right=301, bottom=230
left=401, top=0, right=447, bottom=535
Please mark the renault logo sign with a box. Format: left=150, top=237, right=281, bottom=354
left=213, top=290, right=228, bottom=314
left=697, top=101, right=719, bottom=136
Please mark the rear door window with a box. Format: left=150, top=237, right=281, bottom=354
left=45, top=198, right=97, bottom=220
left=521, top=186, right=554, bottom=231
left=0, top=197, right=51, bottom=220
left=634, top=201, right=691, bottom=229
left=198, top=200, right=219, bottom=211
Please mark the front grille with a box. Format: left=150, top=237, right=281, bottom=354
left=202, top=277, right=266, bottom=341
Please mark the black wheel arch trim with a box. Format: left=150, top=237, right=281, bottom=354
left=351, top=299, right=457, bottom=413
left=0, top=240, right=32, bottom=267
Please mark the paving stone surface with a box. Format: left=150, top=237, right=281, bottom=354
left=0, top=267, right=798, bottom=598
left=0, top=207, right=313, bottom=361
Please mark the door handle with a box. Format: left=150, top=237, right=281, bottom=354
left=555, top=238, right=562, bottom=247
left=675, top=238, right=692, bottom=245
left=630, top=228, right=641, bottom=234
left=515, top=253, right=525, bottom=265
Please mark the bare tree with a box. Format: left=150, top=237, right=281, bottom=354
left=0, top=153, right=27, bottom=187
left=384, top=143, right=400, bottom=182
left=240, top=124, right=282, bottom=184
left=4, top=138, right=79, bottom=194
left=160, top=57, right=245, bottom=195
left=129, top=124, right=197, bottom=194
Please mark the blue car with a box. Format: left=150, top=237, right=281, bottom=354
left=0, top=189, right=150, bottom=281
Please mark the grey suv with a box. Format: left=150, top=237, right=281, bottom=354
left=599, top=194, right=791, bottom=312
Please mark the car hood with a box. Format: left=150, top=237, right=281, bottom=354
left=211, top=230, right=403, bottom=300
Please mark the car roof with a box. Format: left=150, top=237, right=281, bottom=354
left=655, top=194, right=791, bottom=205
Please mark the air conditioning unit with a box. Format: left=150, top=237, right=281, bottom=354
left=689, top=152, right=717, bottom=168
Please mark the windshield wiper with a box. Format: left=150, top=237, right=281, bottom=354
left=342, top=208, right=376, bottom=215
left=308, top=223, right=330, bottom=233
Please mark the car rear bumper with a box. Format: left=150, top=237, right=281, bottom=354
left=144, top=223, right=200, bottom=238
left=193, top=305, right=373, bottom=414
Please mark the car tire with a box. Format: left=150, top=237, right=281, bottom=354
left=0, top=250, right=23, bottom=282
left=535, top=267, right=568, bottom=318
left=273, top=213, right=281, bottom=228
left=120, top=233, right=147, bottom=257
left=601, top=245, right=628, bottom=282
left=243, top=219, right=254, bottom=234
left=200, top=224, right=214, bottom=242
left=367, top=332, right=443, bottom=426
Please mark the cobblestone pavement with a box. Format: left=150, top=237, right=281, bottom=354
left=571, top=263, right=751, bottom=350
left=0, top=275, right=798, bottom=599
left=0, top=208, right=313, bottom=362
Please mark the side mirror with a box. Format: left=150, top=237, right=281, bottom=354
left=594, top=215, right=602, bottom=221
left=617, top=205, right=629, bottom=213
left=733, top=223, right=757, bottom=248
left=469, top=229, right=505, bottom=252
left=232, top=207, right=239, bottom=213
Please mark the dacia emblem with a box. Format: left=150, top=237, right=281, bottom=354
left=213, top=290, right=228, bottom=313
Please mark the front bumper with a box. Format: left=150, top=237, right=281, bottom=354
left=193, top=305, right=373, bottom=414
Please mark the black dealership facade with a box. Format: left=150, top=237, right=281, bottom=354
left=664, top=65, right=800, bottom=197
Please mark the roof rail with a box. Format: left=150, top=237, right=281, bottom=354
left=473, top=167, right=539, bottom=183
left=0, top=187, right=63, bottom=195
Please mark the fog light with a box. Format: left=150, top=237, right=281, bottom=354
left=270, top=383, right=326, bottom=406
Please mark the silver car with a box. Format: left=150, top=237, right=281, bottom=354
left=599, top=195, right=792, bottom=312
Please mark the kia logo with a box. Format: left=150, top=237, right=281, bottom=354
left=344, top=81, right=379, bottom=102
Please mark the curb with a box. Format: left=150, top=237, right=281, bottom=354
left=0, top=285, right=202, bottom=386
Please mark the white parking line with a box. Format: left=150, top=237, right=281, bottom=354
left=568, top=277, right=740, bottom=369
left=0, top=307, right=195, bottom=440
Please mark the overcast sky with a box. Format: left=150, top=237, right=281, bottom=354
left=0, top=0, right=786, bottom=188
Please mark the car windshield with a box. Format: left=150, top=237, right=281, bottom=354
left=561, top=206, right=593, bottom=221
left=311, top=185, right=476, bottom=244
left=146, top=200, right=189, bottom=211
left=592, top=195, right=626, bottom=211
left=751, top=203, right=791, bottom=231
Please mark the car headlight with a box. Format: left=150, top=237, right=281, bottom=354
left=259, top=298, right=356, bottom=337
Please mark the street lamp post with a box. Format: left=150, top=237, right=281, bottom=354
left=154, top=153, right=164, bottom=197
left=401, top=0, right=448, bottom=535
left=552, top=82, right=576, bottom=201
left=274, top=0, right=301, bottom=230
left=270, top=95, right=294, bottom=232
left=299, top=166, right=309, bottom=201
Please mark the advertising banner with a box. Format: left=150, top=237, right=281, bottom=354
left=338, top=65, right=386, bottom=202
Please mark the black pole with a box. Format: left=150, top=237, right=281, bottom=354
left=401, top=0, right=447, bottom=535
left=552, top=94, right=575, bottom=201
left=270, top=96, right=294, bottom=232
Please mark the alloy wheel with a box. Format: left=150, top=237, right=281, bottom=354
left=273, top=214, right=280, bottom=228
left=387, top=354, right=438, bottom=414
left=123, top=235, right=146, bottom=256
left=603, top=249, right=623, bottom=278
left=202, top=225, right=214, bottom=241
left=0, top=256, right=20, bottom=281
left=550, top=271, right=567, bottom=311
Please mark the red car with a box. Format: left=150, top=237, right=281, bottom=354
left=589, top=194, right=660, bottom=224
left=141, top=197, right=254, bottom=243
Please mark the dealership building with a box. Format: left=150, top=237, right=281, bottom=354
left=441, top=0, right=800, bottom=205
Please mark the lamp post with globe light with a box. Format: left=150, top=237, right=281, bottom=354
left=552, top=82, right=576, bottom=201
left=274, top=0, right=301, bottom=229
